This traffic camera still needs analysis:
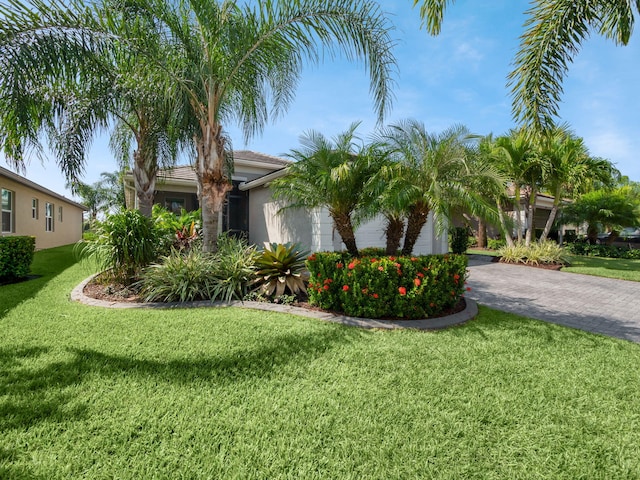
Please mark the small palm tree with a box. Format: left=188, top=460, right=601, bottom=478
left=271, top=123, right=377, bottom=257
left=376, top=120, right=501, bottom=256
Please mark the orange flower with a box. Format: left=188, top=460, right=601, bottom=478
left=398, top=287, right=407, bottom=296
left=342, top=285, right=349, bottom=291
left=372, top=293, right=379, bottom=299
left=378, top=266, right=384, bottom=271
left=348, top=262, right=356, bottom=270
left=417, top=272, right=424, bottom=278
left=323, top=285, right=329, bottom=290
left=336, top=262, right=343, bottom=269
left=453, top=274, right=460, bottom=280
left=414, top=278, right=421, bottom=287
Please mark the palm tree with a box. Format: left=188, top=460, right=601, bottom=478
left=0, top=0, right=183, bottom=217
left=122, top=0, right=396, bottom=252
left=561, top=188, right=640, bottom=244
left=537, top=127, right=618, bottom=242
left=376, top=120, right=501, bottom=256
left=270, top=123, right=377, bottom=257
left=414, top=1, right=639, bottom=131
left=493, top=130, right=536, bottom=243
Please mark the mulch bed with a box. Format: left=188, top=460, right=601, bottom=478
left=82, top=276, right=467, bottom=320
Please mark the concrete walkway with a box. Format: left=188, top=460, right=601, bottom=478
left=466, top=255, right=640, bottom=343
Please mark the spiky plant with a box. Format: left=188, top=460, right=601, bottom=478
left=253, top=243, right=309, bottom=298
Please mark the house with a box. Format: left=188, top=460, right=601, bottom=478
left=123, top=150, right=448, bottom=255
left=1, top=166, right=87, bottom=250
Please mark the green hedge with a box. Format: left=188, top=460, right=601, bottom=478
left=564, top=242, right=640, bottom=259
left=0, top=236, right=36, bottom=279
left=306, top=252, right=468, bottom=319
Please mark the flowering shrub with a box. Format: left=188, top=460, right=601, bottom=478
left=306, top=252, right=468, bottom=319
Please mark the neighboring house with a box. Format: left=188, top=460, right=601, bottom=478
left=1, top=166, right=87, bottom=250
left=124, top=150, right=448, bottom=255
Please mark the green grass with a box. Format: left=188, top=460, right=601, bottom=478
left=2, top=246, right=640, bottom=478
left=467, top=248, right=501, bottom=257
left=563, top=255, right=640, bottom=282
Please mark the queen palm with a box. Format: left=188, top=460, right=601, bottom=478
left=0, top=0, right=183, bottom=217
left=376, top=120, right=501, bottom=256
left=414, top=0, right=639, bottom=131
left=124, top=0, right=396, bottom=252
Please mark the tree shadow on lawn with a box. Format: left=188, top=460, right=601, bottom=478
left=0, top=245, right=80, bottom=320
left=0, top=326, right=357, bottom=430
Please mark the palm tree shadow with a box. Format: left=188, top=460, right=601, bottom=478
left=0, top=326, right=358, bottom=431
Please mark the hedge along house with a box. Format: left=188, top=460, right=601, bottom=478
left=1, top=166, right=87, bottom=249
left=123, top=150, right=448, bottom=255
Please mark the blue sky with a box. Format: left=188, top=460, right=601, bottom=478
left=3, top=0, right=640, bottom=201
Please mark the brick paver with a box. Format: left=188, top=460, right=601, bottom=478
left=466, top=256, right=640, bottom=343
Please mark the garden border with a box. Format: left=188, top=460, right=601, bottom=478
left=71, top=275, right=478, bottom=330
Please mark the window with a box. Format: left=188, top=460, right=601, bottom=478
left=165, top=198, right=185, bottom=215
left=1, top=189, right=14, bottom=233
left=32, top=198, right=39, bottom=219
left=45, top=202, right=54, bottom=232
left=58, top=206, right=63, bottom=222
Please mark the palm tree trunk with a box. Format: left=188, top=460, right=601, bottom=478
left=496, top=199, right=515, bottom=247
left=385, top=215, right=404, bottom=255
left=475, top=216, right=487, bottom=248
left=539, top=202, right=559, bottom=243
left=402, top=204, right=429, bottom=256
left=513, top=184, right=524, bottom=242
left=524, top=191, right=536, bottom=246
left=331, top=210, right=359, bottom=256
left=132, top=147, right=158, bottom=218
left=195, top=122, right=233, bottom=253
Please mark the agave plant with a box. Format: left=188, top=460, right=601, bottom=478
left=253, top=243, right=309, bottom=297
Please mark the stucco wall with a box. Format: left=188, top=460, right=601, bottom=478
left=248, top=184, right=448, bottom=255
left=1, top=175, right=84, bottom=250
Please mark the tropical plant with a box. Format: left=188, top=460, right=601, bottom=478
left=138, top=247, right=217, bottom=303
left=450, top=226, right=472, bottom=254
left=76, top=209, right=159, bottom=284
left=306, top=252, right=468, bottom=319
left=69, top=170, right=128, bottom=224
left=0, top=0, right=184, bottom=217
left=414, top=1, right=640, bottom=132
left=152, top=204, right=202, bottom=253
left=498, top=241, right=567, bottom=266
left=560, top=188, right=640, bottom=244
left=537, top=127, right=618, bottom=242
left=208, top=233, right=260, bottom=302
left=271, top=123, right=379, bottom=256
left=253, top=243, right=309, bottom=298
left=375, top=120, right=501, bottom=256
left=108, top=0, right=396, bottom=252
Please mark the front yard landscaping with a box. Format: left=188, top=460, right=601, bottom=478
left=2, top=245, right=640, bottom=478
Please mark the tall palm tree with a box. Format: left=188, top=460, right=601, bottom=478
left=376, top=120, right=501, bottom=256
left=0, top=0, right=183, bottom=217
left=270, top=123, right=377, bottom=257
left=537, top=127, right=618, bottom=242
left=414, top=0, right=639, bottom=131
left=123, top=0, right=396, bottom=252
left=494, top=130, right=536, bottom=243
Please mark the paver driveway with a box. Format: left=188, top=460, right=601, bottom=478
left=466, top=256, right=640, bottom=343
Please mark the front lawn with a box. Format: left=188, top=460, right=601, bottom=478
left=2, top=246, right=640, bottom=478
left=563, top=255, right=640, bottom=282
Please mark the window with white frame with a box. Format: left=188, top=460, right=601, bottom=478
left=58, top=205, right=63, bottom=222
left=32, top=198, right=39, bottom=219
left=45, top=202, right=54, bottom=232
left=1, top=189, right=14, bottom=233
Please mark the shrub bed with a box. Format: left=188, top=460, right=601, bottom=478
left=564, top=242, right=640, bottom=259
left=306, top=252, right=468, bottom=319
left=0, top=236, right=36, bottom=280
